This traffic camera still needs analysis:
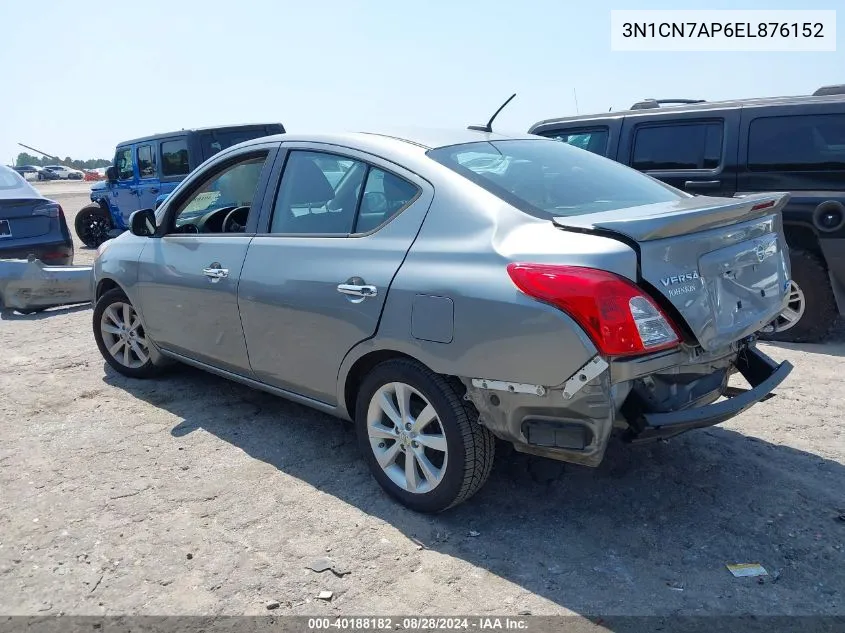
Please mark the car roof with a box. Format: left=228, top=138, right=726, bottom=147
left=117, top=123, right=285, bottom=147
left=229, top=127, right=539, bottom=155
left=530, top=92, right=845, bottom=130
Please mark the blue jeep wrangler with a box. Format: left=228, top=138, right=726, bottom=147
left=75, top=123, right=285, bottom=247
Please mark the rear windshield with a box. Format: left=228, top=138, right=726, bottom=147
left=0, top=167, right=25, bottom=190
left=427, top=139, right=685, bottom=218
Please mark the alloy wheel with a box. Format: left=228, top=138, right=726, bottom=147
left=366, top=382, right=448, bottom=494
left=100, top=302, right=149, bottom=369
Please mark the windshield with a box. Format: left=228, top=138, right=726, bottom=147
left=427, top=139, right=686, bottom=218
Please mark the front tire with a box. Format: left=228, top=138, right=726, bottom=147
left=760, top=249, right=838, bottom=343
left=75, top=203, right=113, bottom=248
left=355, top=359, right=495, bottom=513
left=93, top=288, right=162, bottom=379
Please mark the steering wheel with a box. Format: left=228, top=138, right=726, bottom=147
left=223, top=206, right=250, bottom=233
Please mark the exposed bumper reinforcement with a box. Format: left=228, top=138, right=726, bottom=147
left=0, top=257, right=93, bottom=312
left=623, top=346, right=793, bottom=443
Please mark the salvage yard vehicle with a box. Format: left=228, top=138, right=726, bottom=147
left=0, top=165, right=74, bottom=266
left=75, top=123, right=285, bottom=248
left=43, top=164, right=85, bottom=180
left=91, top=128, right=793, bottom=513
left=529, top=84, right=845, bottom=343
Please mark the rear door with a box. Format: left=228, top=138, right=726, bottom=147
left=619, top=110, right=739, bottom=197
left=238, top=143, right=433, bottom=405
left=134, top=142, right=160, bottom=210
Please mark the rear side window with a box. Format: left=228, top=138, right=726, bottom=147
left=748, top=114, right=845, bottom=172
left=544, top=128, right=609, bottom=156
left=632, top=122, right=723, bottom=171
left=355, top=168, right=420, bottom=233
left=161, top=139, right=190, bottom=177
left=137, top=145, right=155, bottom=178
left=427, top=139, right=683, bottom=219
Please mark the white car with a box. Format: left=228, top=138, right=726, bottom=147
left=42, top=165, right=85, bottom=180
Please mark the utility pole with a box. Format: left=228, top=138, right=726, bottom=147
left=17, top=143, right=59, bottom=162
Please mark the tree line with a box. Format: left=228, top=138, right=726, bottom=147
left=15, top=152, right=111, bottom=170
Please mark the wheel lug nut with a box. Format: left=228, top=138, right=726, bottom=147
left=378, top=442, right=385, bottom=448
left=405, top=423, right=411, bottom=431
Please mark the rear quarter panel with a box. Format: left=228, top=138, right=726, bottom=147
left=339, top=169, right=639, bottom=408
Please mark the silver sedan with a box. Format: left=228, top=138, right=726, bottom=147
left=91, top=128, right=793, bottom=512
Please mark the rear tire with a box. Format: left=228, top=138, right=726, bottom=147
left=93, top=288, right=162, bottom=379
left=75, top=203, right=113, bottom=249
left=355, top=359, right=495, bottom=513
left=759, top=249, right=838, bottom=343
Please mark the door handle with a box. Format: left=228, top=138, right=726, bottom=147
left=684, top=180, right=721, bottom=189
left=203, top=266, right=229, bottom=283
left=337, top=283, right=377, bottom=298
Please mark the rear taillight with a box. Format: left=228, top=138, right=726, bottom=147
left=507, top=263, right=680, bottom=357
left=32, top=202, right=61, bottom=218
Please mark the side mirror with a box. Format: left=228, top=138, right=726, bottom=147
left=130, top=209, right=157, bottom=237
left=105, top=166, right=117, bottom=183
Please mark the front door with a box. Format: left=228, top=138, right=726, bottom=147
left=136, top=148, right=275, bottom=375
left=112, top=145, right=141, bottom=229
left=238, top=147, right=432, bottom=404
left=135, top=143, right=160, bottom=211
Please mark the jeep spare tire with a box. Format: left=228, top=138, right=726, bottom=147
left=75, top=203, right=113, bottom=249
left=759, top=249, right=837, bottom=343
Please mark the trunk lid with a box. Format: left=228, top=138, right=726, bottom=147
left=0, top=199, right=53, bottom=240
left=552, top=193, right=791, bottom=352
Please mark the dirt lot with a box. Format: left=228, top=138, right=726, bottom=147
left=1, top=182, right=843, bottom=619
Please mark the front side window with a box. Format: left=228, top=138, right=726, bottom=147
left=170, top=154, right=267, bottom=233
left=137, top=145, right=155, bottom=178
left=748, top=114, right=845, bottom=172
left=427, top=139, right=683, bottom=219
left=632, top=122, right=723, bottom=171
left=115, top=148, right=134, bottom=180
left=161, top=139, right=190, bottom=177
left=270, top=151, right=368, bottom=235
left=545, top=128, right=609, bottom=156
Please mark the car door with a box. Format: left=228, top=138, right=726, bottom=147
left=111, top=145, right=141, bottom=228
left=619, top=112, right=739, bottom=197
left=135, top=142, right=160, bottom=210
left=238, top=144, right=433, bottom=405
left=135, top=145, right=279, bottom=375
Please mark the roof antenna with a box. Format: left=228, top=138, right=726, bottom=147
left=468, top=93, right=517, bottom=133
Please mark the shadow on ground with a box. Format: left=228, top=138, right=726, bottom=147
left=0, top=303, right=90, bottom=321
left=101, top=361, right=845, bottom=621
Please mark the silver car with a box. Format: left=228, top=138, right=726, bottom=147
left=91, top=129, right=793, bottom=512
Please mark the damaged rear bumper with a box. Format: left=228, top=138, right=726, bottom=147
left=621, top=347, right=792, bottom=443
left=463, top=344, right=791, bottom=467
left=0, top=256, right=93, bottom=312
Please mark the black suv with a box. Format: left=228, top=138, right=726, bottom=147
left=529, top=84, right=845, bottom=343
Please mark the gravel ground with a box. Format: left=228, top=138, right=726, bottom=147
left=0, top=182, right=843, bottom=618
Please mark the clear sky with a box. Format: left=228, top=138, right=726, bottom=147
left=1, top=0, right=842, bottom=164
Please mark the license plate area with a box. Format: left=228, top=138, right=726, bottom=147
left=699, top=234, right=786, bottom=335
left=0, top=220, right=11, bottom=238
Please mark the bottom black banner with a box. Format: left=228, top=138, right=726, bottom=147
left=1, top=616, right=844, bottom=633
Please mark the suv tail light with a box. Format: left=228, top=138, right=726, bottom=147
left=507, top=263, right=680, bottom=357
